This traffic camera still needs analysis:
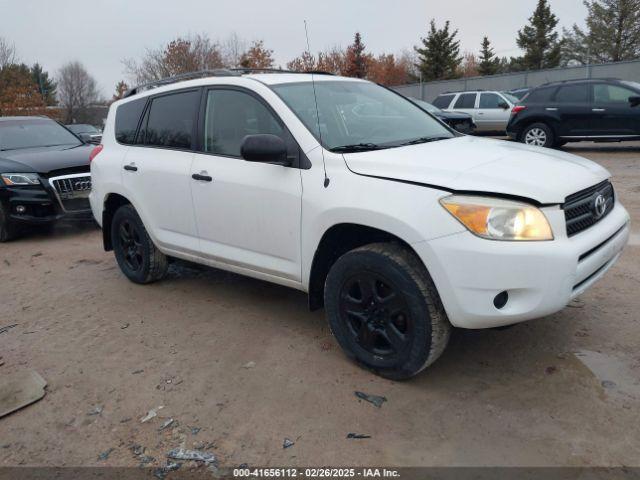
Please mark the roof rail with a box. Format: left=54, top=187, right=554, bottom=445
left=230, top=67, right=334, bottom=76
left=123, top=69, right=240, bottom=98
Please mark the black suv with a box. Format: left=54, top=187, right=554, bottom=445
left=507, top=79, right=640, bottom=148
left=0, top=116, right=94, bottom=241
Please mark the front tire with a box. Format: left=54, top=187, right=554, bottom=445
left=0, top=202, right=19, bottom=242
left=324, top=243, right=451, bottom=380
left=521, top=122, right=555, bottom=148
left=111, top=204, right=168, bottom=284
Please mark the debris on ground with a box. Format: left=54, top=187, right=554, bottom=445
left=602, top=380, right=617, bottom=389
left=3, top=259, right=9, bottom=266
left=354, top=391, right=387, bottom=408
left=120, top=417, right=132, bottom=423
left=120, top=323, right=130, bottom=329
left=158, top=418, right=175, bottom=431
left=190, top=427, right=201, bottom=435
left=97, top=448, right=114, bottom=461
left=347, top=433, right=371, bottom=439
left=243, top=361, right=256, bottom=369
left=166, top=448, right=216, bottom=464
left=0, top=370, right=47, bottom=418
left=139, top=455, right=155, bottom=465
left=545, top=366, right=557, bottom=375
left=141, top=406, right=164, bottom=423
left=130, top=444, right=145, bottom=457
left=0, top=324, right=18, bottom=335
left=283, top=438, right=295, bottom=449
left=87, top=405, right=103, bottom=416
left=154, top=462, right=181, bottom=480
left=132, top=369, right=144, bottom=375
left=31, top=252, right=43, bottom=258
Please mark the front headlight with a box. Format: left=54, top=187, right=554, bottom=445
left=1, top=173, right=40, bottom=186
left=440, top=195, right=553, bottom=241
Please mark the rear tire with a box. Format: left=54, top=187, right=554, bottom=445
left=0, top=202, right=19, bottom=242
left=520, top=122, right=555, bottom=148
left=324, top=243, right=451, bottom=380
left=111, top=204, right=168, bottom=284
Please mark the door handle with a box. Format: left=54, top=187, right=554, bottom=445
left=123, top=164, right=138, bottom=172
left=192, top=172, right=213, bottom=182
left=545, top=107, right=558, bottom=111
left=592, top=108, right=606, bottom=112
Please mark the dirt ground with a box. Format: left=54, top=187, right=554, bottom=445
left=1, top=141, right=639, bottom=469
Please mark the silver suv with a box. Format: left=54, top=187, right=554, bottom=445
left=432, top=90, right=519, bottom=133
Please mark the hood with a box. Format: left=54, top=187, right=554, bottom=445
left=0, top=144, right=92, bottom=175
left=437, top=111, right=472, bottom=121
left=343, top=136, right=609, bottom=204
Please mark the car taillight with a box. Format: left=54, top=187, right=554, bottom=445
left=511, top=105, right=526, bottom=114
left=89, top=144, right=104, bottom=162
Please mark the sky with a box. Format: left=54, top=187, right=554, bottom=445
left=0, top=0, right=588, bottom=96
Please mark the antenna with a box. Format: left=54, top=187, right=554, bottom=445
left=304, top=20, right=330, bottom=188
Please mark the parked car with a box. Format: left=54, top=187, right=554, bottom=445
left=507, top=87, right=531, bottom=100
left=432, top=90, right=519, bottom=133
left=0, top=116, right=94, bottom=241
left=91, top=71, right=629, bottom=379
left=65, top=123, right=102, bottom=144
left=409, top=98, right=476, bottom=134
left=507, top=78, right=640, bottom=148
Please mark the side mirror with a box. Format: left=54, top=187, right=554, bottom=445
left=78, top=133, right=93, bottom=143
left=498, top=102, right=510, bottom=110
left=629, top=96, right=640, bottom=107
left=241, top=134, right=289, bottom=165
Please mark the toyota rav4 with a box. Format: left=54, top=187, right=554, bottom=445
left=90, top=70, right=630, bottom=379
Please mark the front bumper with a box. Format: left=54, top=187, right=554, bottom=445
left=414, top=201, right=630, bottom=329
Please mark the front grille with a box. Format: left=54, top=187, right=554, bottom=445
left=563, top=180, right=614, bottom=237
left=50, top=174, right=92, bottom=212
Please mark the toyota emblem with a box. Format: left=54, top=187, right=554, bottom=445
left=593, top=194, right=607, bottom=218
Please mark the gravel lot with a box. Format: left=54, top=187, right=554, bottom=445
left=1, top=141, right=639, bottom=468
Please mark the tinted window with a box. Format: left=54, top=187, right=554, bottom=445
left=523, top=87, right=556, bottom=104
left=454, top=93, right=476, bottom=109
left=432, top=94, right=455, bottom=109
left=115, top=98, right=146, bottom=144
left=204, top=89, right=284, bottom=157
left=555, top=84, right=588, bottom=103
left=479, top=93, right=503, bottom=109
left=593, top=84, right=637, bottom=104
left=0, top=119, right=81, bottom=151
left=144, top=90, right=200, bottom=149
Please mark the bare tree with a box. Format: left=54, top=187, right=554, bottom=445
left=221, top=32, right=247, bottom=67
left=57, top=61, right=99, bottom=123
left=123, top=33, right=225, bottom=84
left=0, top=36, right=18, bottom=69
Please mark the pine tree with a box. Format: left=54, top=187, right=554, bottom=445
left=562, top=0, right=640, bottom=65
left=516, top=0, right=562, bottom=70
left=30, top=63, right=57, bottom=105
left=344, top=32, right=369, bottom=78
left=414, top=20, right=462, bottom=81
left=478, top=37, right=500, bottom=76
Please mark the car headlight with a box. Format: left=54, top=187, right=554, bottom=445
left=1, top=173, right=40, bottom=186
left=440, top=195, right=553, bottom=241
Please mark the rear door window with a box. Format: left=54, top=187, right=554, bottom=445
left=479, top=93, right=503, bottom=109
left=555, top=84, right=589, bottom=104
left=115, top=98, right=147, bottom=144
left=144, top=90, right=200, bottom=149
left=453, top=93, right=477, bottom=109
left=432, top=94, right=455, bottom=109
left=523, top=87, right=556, bottom=104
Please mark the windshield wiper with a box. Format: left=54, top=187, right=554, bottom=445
left=399, top=136, right=451, bottom=146
left=330, top=143, right=387, bottom=153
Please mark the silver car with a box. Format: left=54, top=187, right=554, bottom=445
left=432, top=91, right=519, bottom=133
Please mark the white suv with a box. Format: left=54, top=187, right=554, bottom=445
left=432, top=90, right=519, bottom=133
left=90, top=70, right=630, bottom=379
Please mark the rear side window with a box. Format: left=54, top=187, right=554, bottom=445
left=432, top=94, right=454, bottom=109
left=479, top=93, right=503, bottom=109
left=203, top=89, right=284, bottom=157
left=523, top=87, right=555, bottom=104
left=593, top=84, right=637, bottom=104
left=454, top=93, right=476, bottom=109
left=115, top=98, right=146, bottom=144
left=555, top=84, right=588, bottom=103
left=144, top=90, right=200, bottom=149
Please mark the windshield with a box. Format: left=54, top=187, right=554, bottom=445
left=621, top=81, right=640, bottom=92
left=271, top=80, right=454, bottom=152
left=411, top=98, right=441, bottom=113
left=501, top=92, right=520, bottom=104
left=0, top=119, right=82, bottom=151
left=67, top=124, right=99, bottom=134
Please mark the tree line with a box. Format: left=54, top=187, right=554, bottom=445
left=1, top=0, right=639, bottom=122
